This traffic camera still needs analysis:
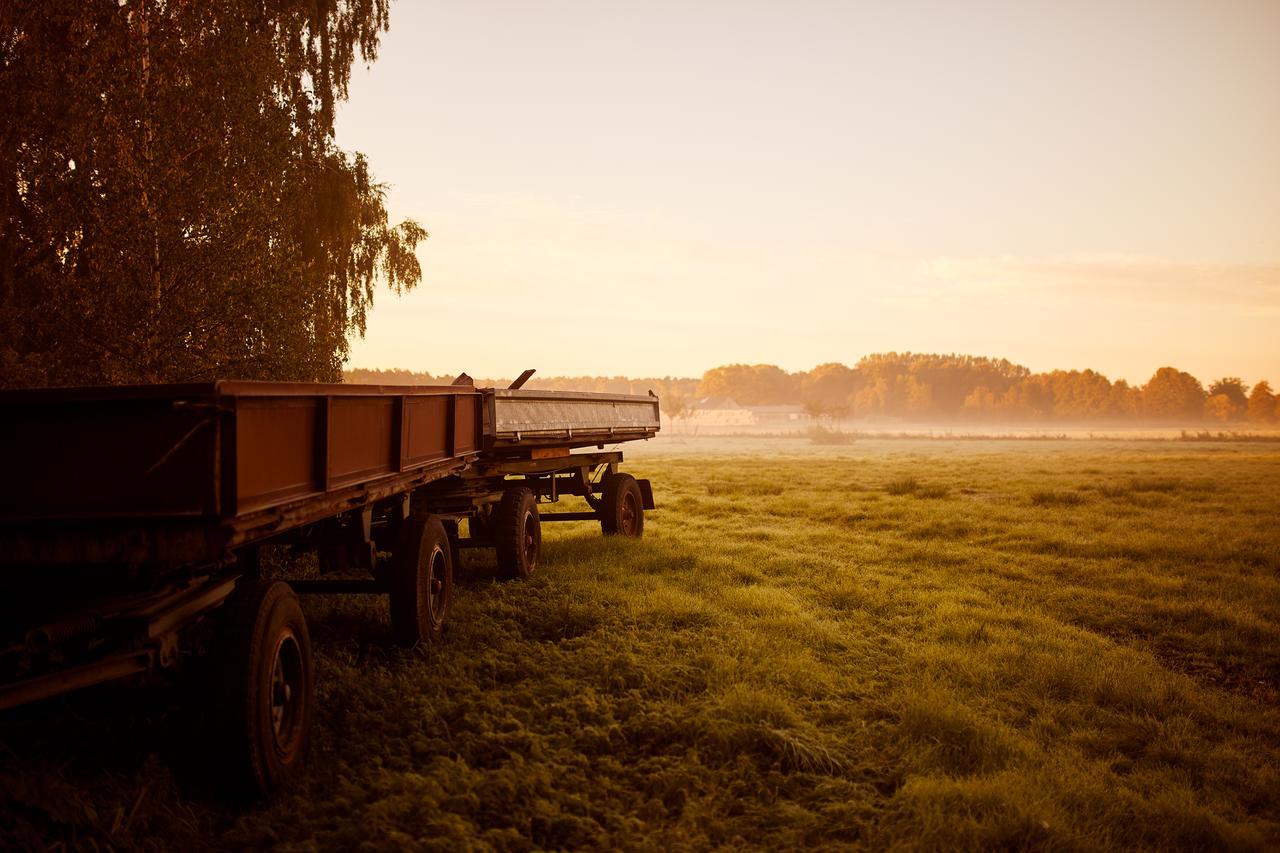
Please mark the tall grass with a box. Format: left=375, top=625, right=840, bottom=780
left=2, top=440, right=1278, bottom=849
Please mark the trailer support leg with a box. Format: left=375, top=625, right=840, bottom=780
left=317, top=508, right=378, bottom=575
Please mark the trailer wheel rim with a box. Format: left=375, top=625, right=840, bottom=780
left=269, top=628, right=305, bottom=759
left=620, top=491, right=639, bottom=535
left=523, top=511, right=539, bottom=569
left=427, top=544, right=447, bottom=623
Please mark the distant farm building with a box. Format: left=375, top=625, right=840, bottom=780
left=682, top=397, right=811, bottom=432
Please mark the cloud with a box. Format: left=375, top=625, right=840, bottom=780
left=916, top=254, right=1280, bottom=308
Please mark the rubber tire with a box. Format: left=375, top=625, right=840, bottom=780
left=391, top=514, right=453, bottom=646
left=443, top=519, right=461, bottom=573
left=600, top=473, right=645, bottom=538
left=211, top=579, right=314, bottom=799
left=493, top=486, right=541, bottom=580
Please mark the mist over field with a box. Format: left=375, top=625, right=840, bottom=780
left=346, top=352, right=1280, bottom=432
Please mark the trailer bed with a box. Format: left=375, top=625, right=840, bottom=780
left=0, top=381, right=482, bottom=566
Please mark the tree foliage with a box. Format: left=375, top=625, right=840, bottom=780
left=1247, top=381, right=1277, bottom=424
left=1142, top=368, right=1206, bottom=420
left=1207, top=378, right=1249, bottom=409
left=856, top=352, right=1028, bottom=413
left=697, top=364, right=799, bottom=406
left=1204, top=394, right=1242, bottom=422
left=800, top=362, right=858, bottom=410
left=0, top=0, right=424, bottom=387
left=688, top=357, right=1271, bottom=424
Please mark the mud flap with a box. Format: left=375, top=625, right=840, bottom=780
left=637, top=479, right=656, bottom=511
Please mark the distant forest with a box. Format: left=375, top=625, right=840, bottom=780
left=346, top=354, right=1279, bottom=425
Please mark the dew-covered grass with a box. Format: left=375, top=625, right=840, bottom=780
left=2, top=439, right=1278, bottom=850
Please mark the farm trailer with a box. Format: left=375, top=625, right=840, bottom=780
left=0, top=377, right=658, bottom=795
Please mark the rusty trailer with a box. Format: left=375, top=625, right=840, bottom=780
left=0, top=377, right=657, bottom=796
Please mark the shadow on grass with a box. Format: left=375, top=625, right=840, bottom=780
left=0, top=525, right=675, bottom=844
left=0, top=680, right=233, bottom=848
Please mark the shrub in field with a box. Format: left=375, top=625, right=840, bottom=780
left=807, top=425, right=857, bottom=445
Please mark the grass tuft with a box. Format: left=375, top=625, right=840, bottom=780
left=886, top=477, right=920, bottom=495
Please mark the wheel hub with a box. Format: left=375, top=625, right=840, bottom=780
left=523, top=512, right=539, bottom=566
left=621, top=494, right=638, bottom=534
left=269, top=631, right=303, bottom=751
left=426, top=546, right=447, bottom=620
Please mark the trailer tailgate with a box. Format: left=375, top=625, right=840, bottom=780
left=485, top=389, right=660, bottom=449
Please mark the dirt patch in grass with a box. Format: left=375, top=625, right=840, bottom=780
left=1145, top=643, right=1280, bottom=705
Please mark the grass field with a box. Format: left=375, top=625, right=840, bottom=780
left=2, top=439, right=1278, bottom=850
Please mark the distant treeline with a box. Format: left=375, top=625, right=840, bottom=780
left=695, top=355, right=1278, bottom=424
left=345, top=353, right=1279, bottom=424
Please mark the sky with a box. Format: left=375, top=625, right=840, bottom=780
left=335, top=0, right=1280, bottom=385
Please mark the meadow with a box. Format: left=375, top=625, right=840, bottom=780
left=2, top=438, right=1278, bottom=850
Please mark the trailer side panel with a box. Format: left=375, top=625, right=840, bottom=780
left=0, top=395, right=219, bottom=520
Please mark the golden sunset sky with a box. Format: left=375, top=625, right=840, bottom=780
left=336, top=0, right=1279, bottom=385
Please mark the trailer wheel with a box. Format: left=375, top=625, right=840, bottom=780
left=211, top=579, right=314, bottom=799
left=390, top=514, right=453, bottom=646
left=601, top=473, right=644, bottom=537
left=494, top=486, right=540, bottom=580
